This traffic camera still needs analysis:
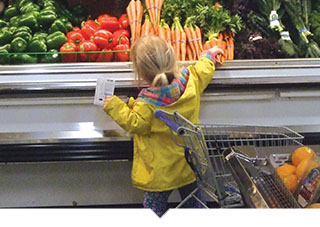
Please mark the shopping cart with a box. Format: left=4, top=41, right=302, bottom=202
left=154, top=110, right=304, bottom=208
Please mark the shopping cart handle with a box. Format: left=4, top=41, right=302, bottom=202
left=154, top=110, right=180, bottom=133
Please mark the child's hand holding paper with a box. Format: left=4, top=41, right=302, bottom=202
left=94, top=78, right=115, bottom=106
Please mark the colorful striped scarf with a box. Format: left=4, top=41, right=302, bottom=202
left=137, top=68, right=190, bottom=106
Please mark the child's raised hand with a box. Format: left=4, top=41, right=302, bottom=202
left=209, top=46, right=224, bottom=56
left=103, top=96, right=113, bottom=108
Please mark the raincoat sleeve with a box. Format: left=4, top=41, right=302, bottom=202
left=187, top=50, right=217, bottom=95
left=104, top=96, right=152, bottom=135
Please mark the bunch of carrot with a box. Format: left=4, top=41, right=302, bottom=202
left=184, top=17, right=203, bottom=61
left=145, top=0, right=165, bottom=34
left=126, top=0, right=143, bottom=44
left=203, top=31, right=234, bottom=64
left=158, top=19, right=171, bottom=44
left=171, top=17, right=187, bottom=61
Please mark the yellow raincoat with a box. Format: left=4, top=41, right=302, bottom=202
left=104, top=56, right=216, bottom=191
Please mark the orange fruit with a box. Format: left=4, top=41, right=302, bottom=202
left=296, top=158, right=319, bottom=180
left=307, top=203, right=320, bottom=208
left=291, top=146, right=315, bottom=166
left=282, top=174, right=298, bottom=192
left=276, top=164, right=296, bottom=179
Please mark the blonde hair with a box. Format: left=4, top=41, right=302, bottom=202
left=131, top=35, right=178, bottom=87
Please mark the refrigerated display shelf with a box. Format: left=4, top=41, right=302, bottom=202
left=1, top=59, right=320, bottom=96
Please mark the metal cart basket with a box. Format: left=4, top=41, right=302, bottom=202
left=154, top=110, right=304, bottom=208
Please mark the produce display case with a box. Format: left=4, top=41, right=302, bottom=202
left=0, top=0, right=320, bottom=208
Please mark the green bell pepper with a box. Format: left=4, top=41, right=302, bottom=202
left=44, top=0, right=55, bottom=8
left=0, top=49, right=11, bottom=65
left=19, top=2, right=33, bottom=14
left=15, top=26, right=32, bottom=34
left=9, top=16, right=20, bottom=27
left=40, top=49, right=61, bottom=63
left=11, top=37, right=28, bottom=53
left=17, top=0, right=33, bottom=9
left=13, top=29, right=32, bottom=42
left=38, top=8, right=57, bottom=27
left=11, top=54, right=38, bottom=64
left=58, top=16, right=69, bottom=23
left=0, top=20, right=9, bottom=29
left=28, top=38, right=47, bottom=52
left=0, top=28, right=13, bottom=46
left=0, top=44, right=11, bottom=51
left=33, top=32, right=48, bottom=42
left=46, top=31, right=67, bottom=49
left=9, top=26, right=18, bottom=34
left=20, top=3, right=41, bottom=14
left=65, top=22, right=73, bottom=32
left=49, top=19, right=68, bottom=34
left=0, top=44, right=11, bottom=64
left=18, top=13, right=39, bottom=32
left=59, top=8, right=73, bottom=22
left=71, top=4, right=87, bottom=16
left=71, top=16, right=86, bottom=28
left=3, top=5, right=19, bottom=21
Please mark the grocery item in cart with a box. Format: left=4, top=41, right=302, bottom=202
left=294, top=154, right=320, bottom=208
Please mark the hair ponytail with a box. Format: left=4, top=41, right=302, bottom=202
left=151, top=73, right=169, bottom=87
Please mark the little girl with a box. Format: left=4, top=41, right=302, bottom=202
left=103, top=35, right=223, bottom=216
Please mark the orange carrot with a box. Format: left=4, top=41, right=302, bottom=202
left=158, top=19, right=167, bottom=41
left=221, top=40, right=226, bottom=63
left=158, top=0, right=165, bottom=26
left=203, top=41, right=211, bottom=51
left=171, top=28, right=177, bottom=57
left=166, top=26, right=171, bottom=44
left=142, top=14, right=153, bottom=37
left=186, top=44, right=194, bottom=61
left=148, top=0, right=156, bottom=27
left=145, top=0, right=153, bottom=27
left=126, top=1, right=135, bottom=43
left=160, top=19, right=171, bottom=44
left=154, top=0, right=164, bottom=32
left=136, top=0, right=143, bottom=40
left=184, top=26, right=196, bottom=60
left=229, top=36, right=234, bottom=60
left=173, top=17, right=182, bottom=60
left=181, top=31, right=186, bottom=61
left=127, top=0, right=136, bottom=44
left=191, top=28, right=200, bottom=59
left=195, top=26, right=203, bottom=53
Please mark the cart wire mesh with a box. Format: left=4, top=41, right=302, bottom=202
left=156, top=110, right=304, bottom=208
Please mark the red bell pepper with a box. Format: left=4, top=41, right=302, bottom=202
left=112, top=34, right=130, bottom=48
left=97, top=14, right=111, bottom=22
left=79, top=40, right=98, bottom=62
left=81, top=20, right=100, bottom=40
left=113, top=29, right=130, bottom=38
left=67, top=31, right=85, bottom=45
left=99, top=16, right=120, bottom=33
left=73, top=27, right=81, bottom=32
left=60, top=42, right=78, bottom=63
left=114, top=43, right=129, bottom=62
left=93, top=29, right=113, bottom=50
left=81, top=24, right=98, bottom=40
left=81, top=20, right=100, bottom=30
left=96, top=49, right=113, bottom=62
left=119, top=14, right=129, bottom=30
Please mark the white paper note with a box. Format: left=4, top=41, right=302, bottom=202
left=94, top=78, right=115, bottom=106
